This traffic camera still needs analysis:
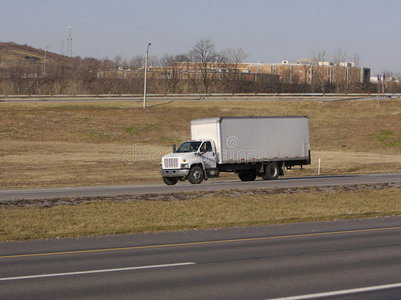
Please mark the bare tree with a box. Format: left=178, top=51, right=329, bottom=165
left=333, top=48, right=348, bottom=65
left=351, top=53, right=360, bottom=67
left=101, top=57, right=115, bottom=69
left=333, top=48, right=361, bottom=67
left=312, top=49, right=327, bottom=93
left=183, top=55, right=199, bottom=93
left=160, top=53, right=185, bottom=94
left=148, top=55, right=159, bottom=67
left=113, top=55, right=123, bottom=68
left=223, top=48, right=248, bottom=79
left=188, top=38, right=223, bottom=94
left=312, top=49, right=326, bottom=64
left=129, top=55, right=144, bottom=69
left=395, top=73, right=401, bottom=93
left=225, top=48, right=248, bottom=64
left=300, top=64, right=312, bottom=85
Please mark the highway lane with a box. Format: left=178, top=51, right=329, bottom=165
left=1, top=173, right=401, bottom=201
left=0, top=95, right=376, bottom=103
left=1, top=217, right=401, bottom=299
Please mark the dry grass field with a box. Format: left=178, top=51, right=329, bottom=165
left=2, top=187, right=401, bottom=241
left=1, top=98, right=401, bottom=241
left=1, top=99, right=400, bottom=188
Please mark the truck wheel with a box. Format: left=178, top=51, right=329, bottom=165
left=262, top=163, right=279, bottom=180
left=238, top=173, right=256, bottom=181
left=188, top=166, right=204, bottom=184
left=163, top=177, right=179, bottom=185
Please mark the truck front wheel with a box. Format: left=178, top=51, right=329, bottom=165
left=188, top=166, right=204, bottom=184
left=262, top=163, right=280, bottom=180
left=163, top=177, right=179, bottom=185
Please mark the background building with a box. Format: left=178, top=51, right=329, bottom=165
left=98, top=59, right=370, bottom=87
left=247, top=60, right=370, bottom=85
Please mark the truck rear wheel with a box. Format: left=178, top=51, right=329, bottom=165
left=262, top=163, right=279, bottom=180
left=163, top=177, right=179, bottom=185
left=238, top=173, right=257, bottom=181
left=188, top=166, right=204, bottom=184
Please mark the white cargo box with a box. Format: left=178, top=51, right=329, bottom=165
left=191, top=116, right=310, bottom=164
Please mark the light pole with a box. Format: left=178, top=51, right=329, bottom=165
left=143, top=42, right=151, bottom=109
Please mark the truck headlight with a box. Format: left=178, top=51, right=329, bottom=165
left=181, top=163, right=189, bottom=168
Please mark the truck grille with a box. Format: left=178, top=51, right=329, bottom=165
left=164, top=157, right=178, bottom=169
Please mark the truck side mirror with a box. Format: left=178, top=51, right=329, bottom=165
left=199, top=145, right=206, bottom=153
left=173, top=144, right=176, bottom=153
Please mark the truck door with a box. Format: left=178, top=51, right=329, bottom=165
left=200, top=141, right=217, bottom=170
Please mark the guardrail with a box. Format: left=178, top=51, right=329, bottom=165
left=1, top=93, right=400, bottom=100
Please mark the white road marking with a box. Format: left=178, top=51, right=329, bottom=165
left=0, top=262, right=195, bottom=281
left=269, top=282, right=401, bottom=299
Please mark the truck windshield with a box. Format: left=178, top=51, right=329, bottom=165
left=176, top=141, right=202, bottom=153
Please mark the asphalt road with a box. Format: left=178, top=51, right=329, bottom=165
left=1, top=217, right=401, bottom=299
left=1, top=173, right=401, bottom=201
left=0, top=95, right=377, bottom=103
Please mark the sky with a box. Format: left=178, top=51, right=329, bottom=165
left=1, top=0, right=400, bottom=75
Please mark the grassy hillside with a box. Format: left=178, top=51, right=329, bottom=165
left=1, top=99, right=401, bottom=188
left=0, top=42, right=69, bottom=67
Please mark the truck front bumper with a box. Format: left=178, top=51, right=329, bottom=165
left=161, top=168, right=190, bottom=178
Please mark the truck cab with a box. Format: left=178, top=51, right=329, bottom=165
left=161, top=140, right=218, bottom=185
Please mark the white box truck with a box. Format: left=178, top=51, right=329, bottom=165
left=161, top=116, right=310, bottom=185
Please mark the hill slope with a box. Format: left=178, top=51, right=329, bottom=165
left=0, top=42, right=72, bottom=68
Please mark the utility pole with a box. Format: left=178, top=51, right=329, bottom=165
left=377, top=74, right=382, bottom=104
left=43, top=45, right=49, bottom=77
left=67, top=25, right=73, bottom=57
left=143, top=42, right=151, bottom=109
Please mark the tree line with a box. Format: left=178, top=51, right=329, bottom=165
left=0, top=39, right=399, bottom=95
